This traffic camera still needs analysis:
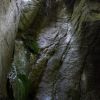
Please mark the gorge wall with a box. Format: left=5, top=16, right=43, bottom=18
left=0, top=0, right=21, bottom=99
left=0, top=0, right=100, bottom=100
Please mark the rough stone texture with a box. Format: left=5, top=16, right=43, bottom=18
left=18, top=0, right=41, bottom=31
left=28, top=0, right=100, bottom=100
left=27, top=1, right=80, bottom=99
left=72, top=0, right=100, bottom=99
left=8, top=40, right=33, bottom=100
left=1, top=0, right=99, bottom=100
left=0, top=0, right=21, bottom=98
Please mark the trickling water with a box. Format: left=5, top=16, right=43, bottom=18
left=8, top=40, right=31, bottom=100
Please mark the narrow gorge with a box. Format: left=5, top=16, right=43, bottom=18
left=0, top=0, right=100, bottom=100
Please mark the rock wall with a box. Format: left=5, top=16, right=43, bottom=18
left=0, top=0, right=100, bottom=100
left=72, top=0, right=100, bottom=99
left=0, top=0, right=21, bottom=99
left=27, top=0, right=100, bottom=100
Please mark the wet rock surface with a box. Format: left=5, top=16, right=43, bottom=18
left=0, top=0, right=100, bottom=100
left=8, top=40, right=32, bottom=100
left=28, top=0, right=100, bottom=100
left=29, top=4, right=81, bottom=100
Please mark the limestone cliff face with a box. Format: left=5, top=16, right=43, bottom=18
left=0, top=0, right=21, bottom=99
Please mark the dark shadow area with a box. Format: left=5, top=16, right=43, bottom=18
left=63, top=0, right=76, bottom=13
left=81, top=21, right=100, bottom=99
left=6, top=78, right=14, bottom=100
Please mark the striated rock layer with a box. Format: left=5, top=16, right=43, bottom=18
left=0, top=0, right=100, bottom=100
left=28, top=0, right=100, bottom=100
